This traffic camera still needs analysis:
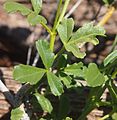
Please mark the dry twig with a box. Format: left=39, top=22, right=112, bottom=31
left=65, top=0, right=84, bottom=18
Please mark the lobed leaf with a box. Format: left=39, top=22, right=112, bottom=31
left=64, top=62, right=84, bottom=77
left=13, top=64, right=46, bottom=85
left=59, top=72, right=72, bottom=88
left=4, top=1, right=31, bottom=15
left=11, top=107, right=23, bottom=120
left=69, top=22, right=105, bottom=44
left=57, top=18, right=74, bottom=44
left=31, top=0, right=42, bottom=14
left=36, top=40, right=54, bottom=69
left=47, top=71, right=64, bottom=96
left=27, top=12, right=47, bottom=26
left=65, top=22, right=105, bottom=58
left=85, top=63, right=105, bottom=87
left=104, top=50, right=117, bottom=66
left=34, top=93, right=53, bottom=114
left=65, top=44, right=86, bottom=58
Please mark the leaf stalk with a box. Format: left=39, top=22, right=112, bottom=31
left=50, top=0, right=71, bottom=52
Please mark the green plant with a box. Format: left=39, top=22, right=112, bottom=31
left=3, top=0, right=117, bottom=120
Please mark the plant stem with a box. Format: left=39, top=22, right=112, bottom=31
left=111, top=35, right=117, bottom=52
left=97, top=6, right=115, bottom=26
left=99, top=80, right=117, bottom=120
left=96, top=101, right=111, bottom=107
left=54, top=46, right=65, bottom=59
left=78, top=85, right=106, bottom=120
left=50, top=0, right=63, bottom=52
left=50, top=32, right=56, bottom=52
left=53, top=0, right=63, bottom=32
left=112, top=69, right=117, bottom=79
left=99, top=110, right=115, bottom=120
left=41, top=22, right=52, bottom=34
left=55, top=0, right=71, bottom=29
left=78, top=103, right=95, bottom=120
left=99, top=114, right=110, bottom=120
left=41, top=22, right=55, bottom=52
left=65, top=0, right=83, bottom=18
left=50, top=0, right=71, bottom=52
left=107, top=80, right=117, bottom=110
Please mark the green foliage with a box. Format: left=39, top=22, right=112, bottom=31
left=65, top=117, right=73, bottom=120
left=104, top=50, right=117, bottom=66
left=103, top=0, right=115, bottom=5
left=13, top=64, right=46, bottom=84
left=4, top=1, right=47, bottom=26
left=4, top=1, right=31, bottom=15
left=112, top=113, right=117, bottom=120
left=27, top=12, right=47, bottom=25
left=57, top=95, right=70, bottom=120
left=39, top=118, right=46, bottom=120
left=107, top=80, right=117, bottom=106
left=34, top=93, right=53, bottom=113
left=3, top=0, right=117, bottom=120
left=58, top=21, right=105, bottom=58
left=36, top=40, right=54, bottom=69
left=47, top=71, right=64, bottom=96
left=11, top=108, right=23, bottom=120
left=66, top=22, right=105, bottom=58
left=56, top=54, right=68, bottom=69
left=59, top=72, right=72, bottom=88
left=84, top=63, right=105, bottom=87
left=57, top=18, right=74, bottom=44
left=31, top=0, right=42, bottom=14
left=64, top=62, right=84, bottom=77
